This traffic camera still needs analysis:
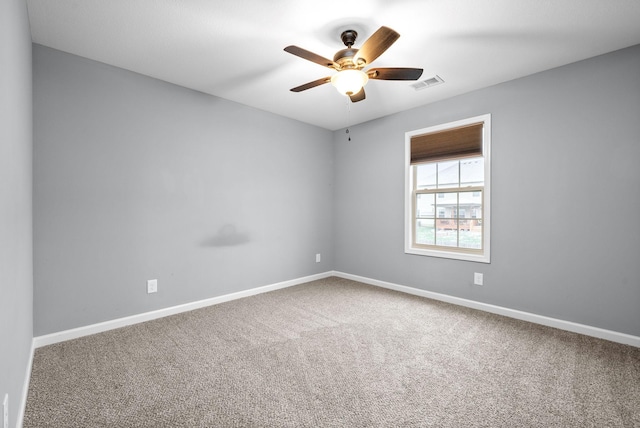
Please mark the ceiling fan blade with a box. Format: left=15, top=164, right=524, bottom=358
left=368, top=67, right=424, bottom=80
left=290, top=76, right=332, bottom=92
left=349, top=88, right=366, bottom=102
left=284, top=46, right=336, bottom=69
left=354, top=26, right=400, bottom=65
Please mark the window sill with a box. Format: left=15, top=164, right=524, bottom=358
left=405, top=246, right=490, bottom=263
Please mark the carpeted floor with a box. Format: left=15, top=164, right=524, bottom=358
left=24, top=277, right=640, bottom=427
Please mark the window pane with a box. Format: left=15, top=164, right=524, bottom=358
left=437, top=161, right=459, bottom=189
left=415, top=164, right=436, bottom=189
left=436, top=219, right=458, bottom=247
left=416, top=193, right=435, bottom=218
left=460, top=157, right=484, bottom=187
left=459, top=189, right=482, bottom=248
left=416, top=219, right=434, bottom=245
left=435, top=192, right=458, bottom=217
left=459, top=224, right=482, bottom=249
left=415, top=194, right=435, bottom=245
left=459, top=190, right=482, bottom=220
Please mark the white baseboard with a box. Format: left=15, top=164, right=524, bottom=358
left=32, top=270, right=639, bottom=350
left=332, top=271, right=640, bottom=348
left=33, top=271, right=333, bottom=348
left=17, top=340, right=35, bottom=428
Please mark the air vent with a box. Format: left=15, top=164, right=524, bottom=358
left=410, top=75, right=444, bottom=91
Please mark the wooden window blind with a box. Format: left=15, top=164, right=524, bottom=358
left=410, top=122, right=483, bottom=164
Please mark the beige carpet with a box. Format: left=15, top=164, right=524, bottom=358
left=24, top=277, right=640, bottom=427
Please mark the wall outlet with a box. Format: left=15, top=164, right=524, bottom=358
left=315, top=253, right=321, bottom=263
left=147, top=279, right=158, bottom=294
left=474, top=272, right=484, bottom=286
left=3, top=393, right=8, bottom=428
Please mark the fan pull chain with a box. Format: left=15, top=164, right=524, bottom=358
left=345, top=97, right=352, bottom=142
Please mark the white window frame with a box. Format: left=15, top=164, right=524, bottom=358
left=404, top=114, right=491, bottom=263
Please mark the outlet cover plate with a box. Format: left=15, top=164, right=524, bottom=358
left=474, top=273, right=483, bottom=286
left=147, top=279, right=158, bottom=294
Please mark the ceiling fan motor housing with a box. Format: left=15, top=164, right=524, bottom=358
left=334, top=48, right=362, bottom=69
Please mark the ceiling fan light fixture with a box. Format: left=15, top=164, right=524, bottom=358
left=331, top=69, right=369, bottom=96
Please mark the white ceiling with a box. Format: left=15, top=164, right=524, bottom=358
left=26, top=0, right=640, bottom=131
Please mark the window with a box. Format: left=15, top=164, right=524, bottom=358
left=405, top=114, right=491, bottom=263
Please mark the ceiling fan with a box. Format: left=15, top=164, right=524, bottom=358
left=284, top=26, right=423, bottom=102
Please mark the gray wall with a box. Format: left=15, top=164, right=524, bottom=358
left=333, top=44, right=640, bottom=337
left=33, top=45, right=333, bottom=336
left=0, top=0, right=33, bottom=426
left=33, top=42, right=640, bottom=340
